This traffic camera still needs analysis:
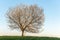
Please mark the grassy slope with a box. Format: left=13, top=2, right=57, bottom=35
left=0, top=36, right=60, bottom=40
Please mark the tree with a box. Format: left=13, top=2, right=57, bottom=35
left=7, top=5, right=44, bottom=36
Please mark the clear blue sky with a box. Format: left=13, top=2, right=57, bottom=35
left=0, top=0, right=60, bottom=35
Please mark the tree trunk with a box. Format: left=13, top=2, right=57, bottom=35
left=22, top=31, right=24, bottom=37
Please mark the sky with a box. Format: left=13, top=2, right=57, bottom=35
left=0, top=0, right=60, bottom=37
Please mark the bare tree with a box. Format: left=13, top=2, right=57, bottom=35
left=7, top=5, right=44, bottom=36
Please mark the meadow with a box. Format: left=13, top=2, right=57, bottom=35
left=0, top=36, right=60, bottom=40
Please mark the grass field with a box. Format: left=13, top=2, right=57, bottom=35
left=0, top=36, right=60, bottom=40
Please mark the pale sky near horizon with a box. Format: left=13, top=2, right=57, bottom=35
left=0, top=0, right=60, bottom=36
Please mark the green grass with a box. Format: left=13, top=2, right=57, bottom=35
left=0, top=36, right=60, bottom=40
